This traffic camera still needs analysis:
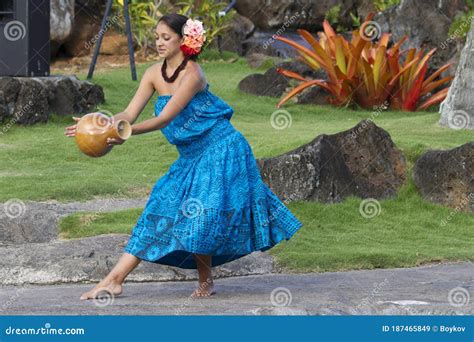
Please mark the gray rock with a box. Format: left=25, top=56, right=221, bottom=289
left=275, top=60, right=327, bottom=80
left=235, top=0, right=357, bottom=31
left=238, top=66, right=289, bottom=97
left=243, top=30, right=308, bottom=59
left=296, top=86, right=330, bottom=105
left=50, top=0, right=75, bottom=45
left=413, top=142, right=474, bottom=212
left=0, top=197, right=148, bottom=244
left=245, top=53, right=285, bottom=69
left=0, top=204, right=58, bottom=244
left=1, top=261, right=473, bottom=315
left=257, top=120, right=407, bottom=203
left=439, top=17, right=474, bottom=130
left=209, top=12, right=255, bottom=56
left=62, top=0, right=107, bottom=57
left=47, top=76, right=104, bottom=115
left=0, top=196, right=275, bottom=284
left=0, top=234, right=276, bottom=285
left=374, top=0, right=466, bottom=71
left=0, top=77, right=20, bottom=123
left=0, top=75, right=105, bottom=125
left=13, top=78, right=50, bottom=125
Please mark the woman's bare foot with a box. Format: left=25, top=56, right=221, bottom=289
left=80, top=277, right=123, bottom=300
left=191, top=279, right=215, bottom=298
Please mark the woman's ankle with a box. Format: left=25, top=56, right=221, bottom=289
left=199, top=276, right=213, bottom=285
left=105, top=273, right=124, bottom=284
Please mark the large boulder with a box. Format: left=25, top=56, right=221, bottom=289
left=439, top=18, right=474, bottom=130
left=0, top=196, right=276, bottom=285
left=208, top=12, right=255, bottom=56
left=61, top=0, right=107, bottom=57
left=0, top=76, right=104, bottom=125
left=413, top=142, right=474, bottom=213
left=374, top=0, right=467, bottom=71
left=242, top=31, right=306, bottom=58
left=0, top=77, right=49, bottom=125
left=99, top=33, right=133, bottom=55
left=0, top=204, right=58, bottom=244
left=0, top=234, right=275, bottom=285
left=235, top=0, right=357, bottom=31
left=238, top=67, right=289, bottom=97
left=296, top=86, right=331, bottom=105
left=272, top=60, right=330, bottom=105
left=50, top=0, right=75, bottom=56
left=275, top=60, right=326, bottom=80
left=257, top=120, right=407, bottom=203
left=0, top=77, right=21, bottom=123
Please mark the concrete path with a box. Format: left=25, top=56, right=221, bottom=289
left=1, top=261, right=473, bottom=315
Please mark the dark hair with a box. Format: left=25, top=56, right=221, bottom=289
left=157, top=13, right=202, bottom=62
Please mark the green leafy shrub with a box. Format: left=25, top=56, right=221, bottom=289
left=111, top=0, right=236, bottom=57
left=175, top=0, right=236, bottom=51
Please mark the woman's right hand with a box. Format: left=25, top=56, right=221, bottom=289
left=64, top=116, right=81, bottom=137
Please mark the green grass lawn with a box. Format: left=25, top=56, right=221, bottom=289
left=2, top=56, right=474, bottom=273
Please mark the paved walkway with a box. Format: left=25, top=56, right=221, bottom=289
left=1, top=261, right=473, bottom=315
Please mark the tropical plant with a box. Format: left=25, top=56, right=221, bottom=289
left=112, top=0, right=162, bottom=56
left=325, top=5, right=361, bottom=32
left=325, top=4, right=344, bottom=33
left=273, top=13, right=454, bottom=111
left=175, top=0, right=236, bottom=50
left=373, top=0, right=401, bottom=11
left=448, top=9, right=474, bottom=40
left=388, top=48, right=454, bottom=111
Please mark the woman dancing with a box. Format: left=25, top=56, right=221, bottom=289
left=65, top=13, right=303, bottom=299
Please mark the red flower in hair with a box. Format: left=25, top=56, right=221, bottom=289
left=180, top=19, right=206, bottom=57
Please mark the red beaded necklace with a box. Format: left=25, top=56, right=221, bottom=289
left=161, top=56, right=190, bottom=83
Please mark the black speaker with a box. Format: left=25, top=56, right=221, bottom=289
left=0, top=0, right=50, bottom=77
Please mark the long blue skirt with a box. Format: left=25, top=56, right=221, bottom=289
left=124, top=119, right=303, bottom=269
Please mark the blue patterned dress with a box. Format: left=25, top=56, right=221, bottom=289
left=124, top=83, right=303, bottom=269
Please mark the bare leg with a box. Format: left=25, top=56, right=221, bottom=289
left=80, top=253, right=141, bottom=300
left=191, top=253, right=215, bottom=298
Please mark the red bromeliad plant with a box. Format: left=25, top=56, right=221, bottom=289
left=388, top=48, right=453, bottom=111
left=273, top=13, right=453, bottom=111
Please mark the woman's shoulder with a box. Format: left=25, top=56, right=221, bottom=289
left=184, top=62, right=207, bottom=89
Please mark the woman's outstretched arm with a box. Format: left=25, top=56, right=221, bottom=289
left=112, top=66, right=156, bottom=124
left=64, top=66, right=155, bottom=139
left=131, top=70, right=205, bottom=135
